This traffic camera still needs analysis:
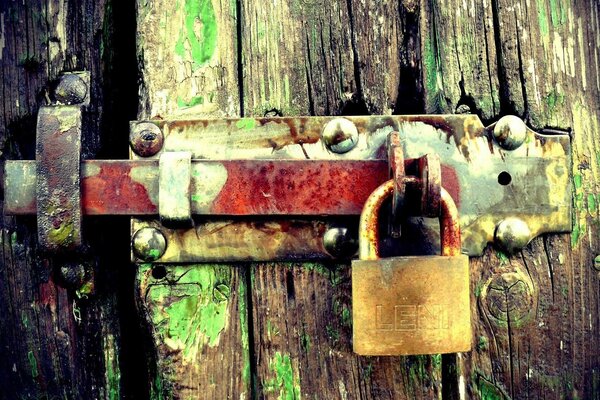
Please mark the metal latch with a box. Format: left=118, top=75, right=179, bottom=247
left=3, top=72, right=572, bottom=264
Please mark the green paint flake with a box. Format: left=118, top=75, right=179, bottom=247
left=21, top=311, right=29, bottom=328
left=537, top=0, right=550, bottom=37
left=177, top=95, right=205, bottom=108
left=423, top=31, right=441, bottom=111
left=588, top=194, right=597, bottom=214
left=574, top=174, right=583, bottom=189
left=571, top=221, right=584, bottom=247
left=27, top=351, right=38, bottom=378
left=340, top=306, right=351, bottom=327
left=477, top=376, right=506, bottom=400
left=148, top=266, right=231, bottom=360
left=262, top=352, right=301, bottom=400
left=325, top=324, right=340, bottom=344
left=496, top=251, right=509, bottom=265
left=363, top=362, right=373, bottom=379
left=478, top=336, right=489, bottom=351
left=549, top=0, right=566, bottom=27
left=175, top=0, right=217, bottom=70
left=236, top=118, right=257, bottom=130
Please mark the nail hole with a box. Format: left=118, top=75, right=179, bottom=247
left=151, top=266, right=167, bottom=280
left=498, top=171, right=512, bottom=186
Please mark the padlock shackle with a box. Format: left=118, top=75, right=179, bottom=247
left=358, top=179, right=461, bottom=259
left=440, top=188, right=461, bottom=256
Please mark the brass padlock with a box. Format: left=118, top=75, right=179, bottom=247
left=352, top=180, right=471, bottom=355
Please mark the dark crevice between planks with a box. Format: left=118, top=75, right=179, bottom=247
left=489, top=0, right=514, bottom=116
left=98, top=0, right=148, bottom=398
left=245, top=267, right=259, bottom=400
left=513, top=8, right=529, bottom=122
left=236, top=0, right=245, bottom=117
left=343, top=0, right=369, bottom=116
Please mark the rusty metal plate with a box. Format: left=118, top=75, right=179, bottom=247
left=3, top=114, right=570, bottom=260
left=352, top=255, right=471, bottom=355
left=129, top=115, right=570, bottom=260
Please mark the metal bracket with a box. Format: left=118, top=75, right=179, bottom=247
left=4, top=111, right=571, bottom=262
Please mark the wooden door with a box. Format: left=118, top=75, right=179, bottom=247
left=1, top=0, right=599, bottom=399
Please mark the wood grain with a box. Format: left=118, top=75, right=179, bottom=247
left=135, top=0, right=250, bottom=398
left=240, top=0, right=444, bottom=398
left=0, top=0, right=138, bottom=398
left=423, top=0, right=600, bottom=398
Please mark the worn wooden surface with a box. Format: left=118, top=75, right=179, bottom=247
left=421, top=0, right=600, bottom=398
left=0, top=0, right=140, bottom=398
left=135, top=0, right=600, bottom=399
left=135, top=1, right=251, bottom=398
left=1, top=0, right=599, bottom=398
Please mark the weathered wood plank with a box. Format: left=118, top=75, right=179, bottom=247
left=252, top=264, right=441, bottom=399
left=240, top=0, right=443, bottom=398
left=0, top=0, right=134, bottom=398
left=424, top=0, right=600, bottom=398
left=135, top=0, right=250, bottom=398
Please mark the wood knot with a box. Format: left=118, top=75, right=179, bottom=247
left=480, top=271, right=535, bottom=329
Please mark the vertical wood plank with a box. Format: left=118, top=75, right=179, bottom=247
left=423, top=0, right=600, bottom=398
left=241, top=1, right=442, bottom=398
left=0, top=0, right=136, bottom=398
left=135, top=0, right=250, bottom=398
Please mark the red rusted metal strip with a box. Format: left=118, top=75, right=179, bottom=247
left=5, top=159, right=390, bottom=216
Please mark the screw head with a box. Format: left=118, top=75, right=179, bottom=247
left=132, top=227, right=167, bottom=261
left=55, top=74, right=88, bottom=104
left=494, top=217, right=531, bottom=254
left=130, top=123, right=164, bottom=157
left=322, top=118, right=359, bottom=153
left=493, top=115, right=527, bottom=150
left=323, top=226, right=358, bottom=258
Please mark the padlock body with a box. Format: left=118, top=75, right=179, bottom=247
left=352, top=255, right=471, bottom=355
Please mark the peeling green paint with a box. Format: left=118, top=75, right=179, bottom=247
left=423, top=31, right=442, bottom=111
left=236, top=118, right=256, bottom=130
left=496, top=251, right=509, bottom=265
left=262, top=352, right=301, bottom=400
left=177, top=95, right=205, bottom=108
left=175, top=0, right=217, bottom=70
left=588, top=194, right=597, bottom=214
left=537, top=0, right=550, bottom=37
left=478, top=335, right=489, bottom=351
left=21, top=311, right=29, bottom=328
left=546, top=89, right=565, bottom=113
left=148, top=265, right=231, bottom=361
left=27, top=351, right=38, bottom=378
left=340, top=306, right=351, bottom=327
left=549, top=0, right=567, bottom=27
left=325, top=324, right=340, bottom=344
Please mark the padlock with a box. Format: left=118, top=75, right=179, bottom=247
left=352, top=179, right=471, bottom=355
